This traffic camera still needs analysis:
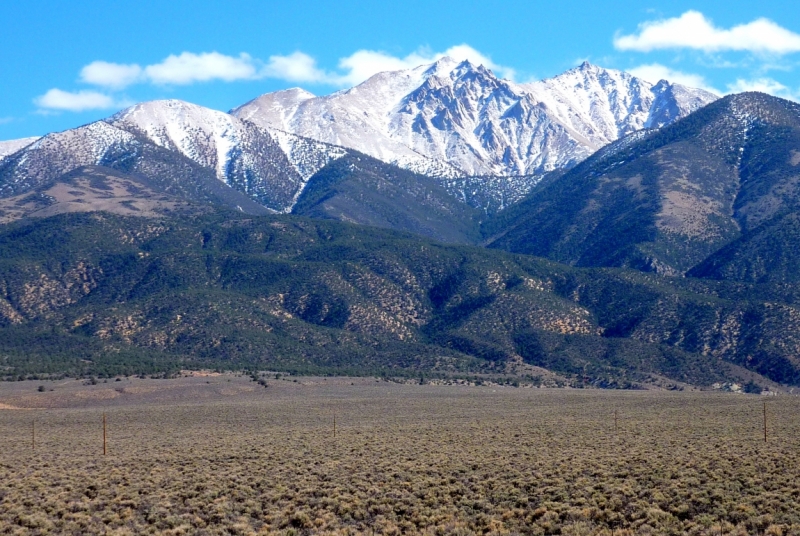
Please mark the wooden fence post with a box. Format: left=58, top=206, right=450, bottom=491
left=103, top=413, right=107, bottom=455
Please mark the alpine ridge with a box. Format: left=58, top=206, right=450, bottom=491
left=232, top=59, right=717, bottom=183
left=485, top=92, right=800, bottom=276
left=0, top=61, right=716, bottom=220
left=0, top=100, right=349, bottom=213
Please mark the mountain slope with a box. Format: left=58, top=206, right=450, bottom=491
left=1, top=210, right=799, bottom=388
left=109, top=100, right=348, bottom=211
left=0, top=101, right=351, bottom=213
left=0, top=62, right=716, bottom=222
left=0, top=121, right=273, bottom=214
left=291, top=152, right=483, bottom=243
left=0, top=137, right=39, bottom=160
left=233, top=60, right=717, bottom=184
left=0, top=165, right=200, bottom=224
left=485, top=92, right=800, bottom=276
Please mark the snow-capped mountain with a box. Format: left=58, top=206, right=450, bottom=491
left=110, top=100, right=347, bottom=188
left=0, top=137, right=40, bottom=160
left=0, top=122, right=140, bottom=198
left=108, top=100, right=348, bottom=210
left=0, top=100, right=348, bottom=212
left=0, top=60, right=718, bottom=219
left=233, top=59, right=718, bottom=178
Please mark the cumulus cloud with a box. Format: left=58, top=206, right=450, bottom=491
left=76, top=45, right=514, bottom=92
left=628, top=63, right=719, bottom=93
left=615, top=11, right=800, bottom=54
left=144, top=52, right=258, bottom=85
left=47, top=45, right=517, bottom=112
left=262, top=51, right=330, bottom=83
left=34, top=89, right=119, bottom=112
left=80, top=61, right=143, bottom=89
left=76, top=52, right=260, bottom=89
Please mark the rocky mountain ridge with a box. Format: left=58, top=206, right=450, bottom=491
left=0, top=61, right=716, bottom=218
left=0, top=101, right=349, bottom=213
left=234, top=59, right=717, bottom=179
left=485, top=92, right=800, bottom=277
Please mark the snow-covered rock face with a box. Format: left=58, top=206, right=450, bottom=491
left=107, top=99, right=349, bottom=211
left=0, top=61, right=718, bottom=216
left=111, top=100, right=245, bottom=181
left=646, top=80, right=718, bottom=129
left=233, top=59, right=718, bottom=178
left=0, top=137, right=40, bottom=161
left=110, top=100, right=347, bottom=185
left=0, top=100, right=348, bottom=212
left=0, top=122, right=140, bottom=197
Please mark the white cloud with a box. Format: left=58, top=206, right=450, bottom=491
left=615, top=11, right=800, bottom=54
left=75, top=45, right=512, bottom=93
left=144, top=52, right=258, bottom=85
left=80, top=61, right=143, bottom=89
left=259, top=44, right=515, bottom=87
left=34, top=89, right=118, bottom=112
left=726, top=77, right=797, bottom=100
left=262, top=51, right=330, bottom=83
left=728, top=77, right=788, bottom=94
left=628, top=63, right=719, bottom=93
left=334, top=44, right=515, bottom=86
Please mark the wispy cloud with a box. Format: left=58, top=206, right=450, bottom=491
left=615, top=11, right=800, bottom=55
left=262, top=51, right=331, bottom=84
left=727, top=78, right=797, bottom=100
left=144, top=52, right=259, bottom=85
left=34, top=89, right=125, bottom=112
left=80, top=61, right=144, bottom=89
left=77, top=52, right=261, bottom=89
left=333, top=44, right=516, bottom=86
left=73, top=44, right=514, bottom=92
left=628, top=63, right=719, bottom=93
left=260, top=45, right=515, bottom=86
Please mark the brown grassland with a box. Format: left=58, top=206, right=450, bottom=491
left=1, top=375, right=799, bottom=535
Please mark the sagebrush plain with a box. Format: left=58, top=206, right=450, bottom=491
left=1, top=376, right=799, bottom=535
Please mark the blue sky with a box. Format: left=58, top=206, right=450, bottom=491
left=1, top=0, right=799, bottom=140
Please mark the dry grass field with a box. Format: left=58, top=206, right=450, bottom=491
left=1, top=375, right=800, bottom=535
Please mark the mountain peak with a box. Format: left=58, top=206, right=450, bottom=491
left=231, top=59, right=718, bottom=180
left=450, top=58, right=488, bottom=79
left=652, top=79, right=671, bottom=91
left=111, top=98, right=211, bottom=123
left=423, top=56, right=460, bottom=77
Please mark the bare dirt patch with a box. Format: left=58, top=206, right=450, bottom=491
left=0, top=167, right=190, bottom=224
left=658, top=188, right=720, bottom=239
